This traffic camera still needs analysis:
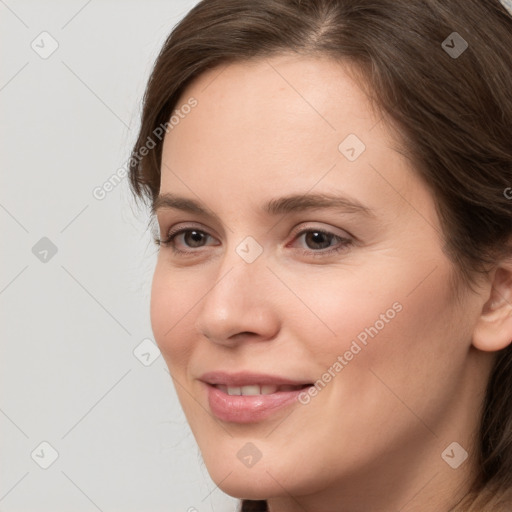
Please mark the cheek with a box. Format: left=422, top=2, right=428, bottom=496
left=270, top=265, right=464, bottom=476
left=318, top=264, right=465, bottom=425
left=291, top=260, right=463, bottom=394
left=277, top=265, right=404, bottom=356
left=150, top=262, right=196, bottom=372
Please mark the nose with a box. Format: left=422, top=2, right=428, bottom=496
left=194, top=253, right=281, bottom=346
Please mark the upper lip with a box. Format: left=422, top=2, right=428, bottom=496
left=199, top=371, right=312, bottom=387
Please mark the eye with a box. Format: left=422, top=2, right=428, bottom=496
left=156, top=227, right=218, bottom=254
left=290, top=227, right=353, bottom=255
left=155, top=224, right=353, bottom=258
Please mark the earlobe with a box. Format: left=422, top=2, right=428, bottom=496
left=472, top=267, right=512, bottom=352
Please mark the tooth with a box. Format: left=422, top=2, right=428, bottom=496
left=240, top=385, right=261, bottom=396
left=221, top=384, right=300, bottom=395
left=227, top=386, right=242, bottom=396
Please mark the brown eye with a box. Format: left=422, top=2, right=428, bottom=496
left=158, top=227, right=219, bottom=254
left=289, top=228, right=353, bottom=257
left=303, top=231, right=335, bottom=250
left=182, top=230, right=208, bottom=247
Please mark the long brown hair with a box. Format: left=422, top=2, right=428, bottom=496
left=128, top=1, right=512, bottom=510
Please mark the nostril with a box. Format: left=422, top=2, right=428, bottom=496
left=229, top=331, right=259, bottom=340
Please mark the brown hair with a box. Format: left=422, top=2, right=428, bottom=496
left=128, top=0, right=512, bottom=509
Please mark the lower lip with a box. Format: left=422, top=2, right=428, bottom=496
left=205, top=383, right=309, bottom=423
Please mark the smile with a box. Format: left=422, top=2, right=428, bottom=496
left=214, top=384, right=308, bottom=396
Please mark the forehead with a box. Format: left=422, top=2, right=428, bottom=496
left=162, top=54, right=391, bottom=176
left=158, top=54, right=436, bottom=231
left=169, top=53, right=381, bottom=141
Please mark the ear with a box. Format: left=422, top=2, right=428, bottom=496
left=472, top=263, right=512, bottom=352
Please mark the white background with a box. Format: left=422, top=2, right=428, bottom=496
left=0, top=1, right=237, bottom=510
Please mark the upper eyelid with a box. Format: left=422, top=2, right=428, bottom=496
left=159, top=221, right=348, bottom=235
left=161, top=221, right=218, bottom=237
left=290, top=223, right=351, bottom=238
left=156, top=208, right=355, bottom=236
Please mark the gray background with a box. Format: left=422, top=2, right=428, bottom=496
left=0, top=1, right=237, bottom=510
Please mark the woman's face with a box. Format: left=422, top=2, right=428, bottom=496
left=151, top=55, right=490, bottom=509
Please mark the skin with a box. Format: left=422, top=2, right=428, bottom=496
left=150, top=54, right=512, bottom=512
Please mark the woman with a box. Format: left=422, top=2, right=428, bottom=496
left=128, top=0, right=512, bottom=510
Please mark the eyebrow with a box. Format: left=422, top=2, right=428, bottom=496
left=152, top=192, right=375, bottom=219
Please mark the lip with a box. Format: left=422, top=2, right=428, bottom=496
left=200, top=371, right=313, bottom=423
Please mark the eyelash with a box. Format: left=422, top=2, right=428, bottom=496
left=155, top=226, right=353, bottom=257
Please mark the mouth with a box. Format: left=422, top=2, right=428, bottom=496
left=200, top=372, right=314, bottom=423
left=212, top=383, right=310, bottom=395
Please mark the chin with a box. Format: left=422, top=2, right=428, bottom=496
left=203, top=457, right=285, bottom=500
left=214, top=475, right=277, bottom=501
